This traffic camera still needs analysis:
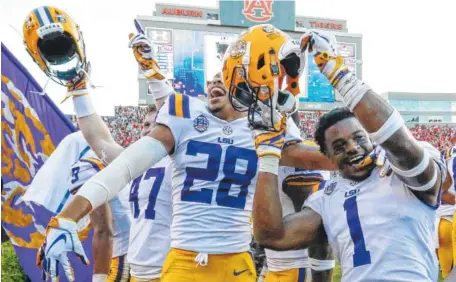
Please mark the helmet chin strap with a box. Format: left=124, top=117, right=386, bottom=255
left=270, top=76, right=282, bottom=129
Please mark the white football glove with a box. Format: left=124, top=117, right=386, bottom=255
left=128, top=33, right=165, bottom=80
left=37, top=217, right=89, bottom=282
left=253, top=114, right=287, bottom=159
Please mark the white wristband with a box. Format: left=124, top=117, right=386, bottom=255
left=369, top=110, right=405, bottom=145
left=309, top=258, right=336, bottom=271
left=73, top=95, right=96, bottom=118
left=405, top=161, right=438, bottom=191
left=258, top=156, right=280, bottom=175
left=148, top=79, right=175, bottom=99
left=92, top=274, right=108, bottom=282
left=335, top=72, right=371, bottom=111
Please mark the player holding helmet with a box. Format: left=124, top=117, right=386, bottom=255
left=246, top=27, right=446, bottom=281
left=29, top=18, right=337, bottom=282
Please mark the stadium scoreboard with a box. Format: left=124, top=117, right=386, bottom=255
left=136, top=1, right=363, bottom=110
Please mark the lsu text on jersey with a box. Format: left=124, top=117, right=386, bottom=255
left=304, top=143, right=444, bottom=282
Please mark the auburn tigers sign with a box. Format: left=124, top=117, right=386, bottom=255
left=242, top=0, right=274, bottom=22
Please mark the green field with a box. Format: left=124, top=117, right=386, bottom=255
left=1, top=242, right=26, bottom=282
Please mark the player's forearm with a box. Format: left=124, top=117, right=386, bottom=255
left=351, top=90, right=422, bottom=170
left=77, top=113, right=124, bottom=163
left=90, top=204, right=113, bottom=274
left=72, top=95, right=124, bottom=163
left=308, top=239, right=335, bottom=282
left=59, top=195, right=93, bottom=222
left=253, top=171, right=286, bottom=246
left=348, top=87, right=440, bottom=191
left=281, top=143, right=336, bottom=171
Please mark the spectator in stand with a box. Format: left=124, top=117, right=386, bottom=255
left=70, top=109, right=455, bottom=150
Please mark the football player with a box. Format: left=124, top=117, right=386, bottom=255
left=250, top=28, right=446, bottom=281
left=67, top=144, right=132, bottom=282
left=30, top=130, right=131, bottom=282
left=443, top=146, right=456, bottom=281
left=33, top=24, right=336, bottom=282
left=436, top=146, right=455, bottom=278
left=23, top=7, right=174, bottom=282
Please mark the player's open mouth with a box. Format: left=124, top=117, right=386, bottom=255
left=346, top=155, right=365, bottom=165
left=210, top=87, right=226, bottom=98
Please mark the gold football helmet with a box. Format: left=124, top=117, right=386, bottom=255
left=23, top=6, right=87, bottom=86
left=223, top=24, right=305, bottom=131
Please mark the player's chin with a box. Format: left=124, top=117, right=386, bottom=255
left=342, top=164, right=374, bottom=182
left=208, top=101, right=224, bottom=113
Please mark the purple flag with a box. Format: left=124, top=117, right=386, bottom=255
left=1, top=43, right=94, bottom=282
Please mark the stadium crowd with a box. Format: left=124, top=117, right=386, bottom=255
left=71, top=106, right=455, bottom=151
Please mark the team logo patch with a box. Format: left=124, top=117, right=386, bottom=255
left=229, top=40, right=246, bottom=58
left=324, top=182, right=337, bottom=195
left=193, top=115, right=209, bottom=133
left=222, top=125, right=233, bottom=136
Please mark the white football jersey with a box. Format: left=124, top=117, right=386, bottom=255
left=266, top=166, right=329, bottom=271
left=437, top=146, right=456, bottom=221
left=127, top=157, right=173, bottom=280
left=69, top=150, right=131, bottom=258
left=156, top=93, right=301, bottom=253
left=304, top=144, right=444, bottom=282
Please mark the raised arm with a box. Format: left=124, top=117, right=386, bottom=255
left=301, top=31, right=443, bottom=206
left=69, top=32, right=174, bottom=164
left=253, top=169, right=323, bottom=250
left=281, top=142, right=336, bottom=171
left=252, top=118, right=324, bottom=251
left=72, top=94, right=123, bottom=163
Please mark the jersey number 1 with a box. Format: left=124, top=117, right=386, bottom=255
left=344, top=196, right=371, bottom=267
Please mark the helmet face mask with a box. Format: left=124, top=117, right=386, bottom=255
left=228, top=65, right=280, bottom=131
left=223, top=24, right=303, bottom=131
left=23, top=6, right=87, bottom=86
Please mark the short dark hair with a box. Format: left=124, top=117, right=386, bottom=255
left=315, top=107, right=355, bottom=154
left=146, top=104, right=157, bottom=115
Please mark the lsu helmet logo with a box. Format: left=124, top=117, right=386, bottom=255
left=242, top=0, right=274, bottom=23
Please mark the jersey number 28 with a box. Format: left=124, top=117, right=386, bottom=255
left=182, top=140, right=258, bottom=210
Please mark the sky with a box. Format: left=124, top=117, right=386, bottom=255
left=1, top=0, right=455, bottom=116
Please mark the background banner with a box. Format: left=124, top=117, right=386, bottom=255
left=1, top=43, right=93, bottom=281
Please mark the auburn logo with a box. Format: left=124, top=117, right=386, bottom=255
left=242, top=0, right=274, bottom=22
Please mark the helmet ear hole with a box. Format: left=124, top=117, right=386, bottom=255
left=257, top=54, right=265, bottom=70
left=280, top=53, right=300, bottom=78
left=37, top=32, right=76, bottom=64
